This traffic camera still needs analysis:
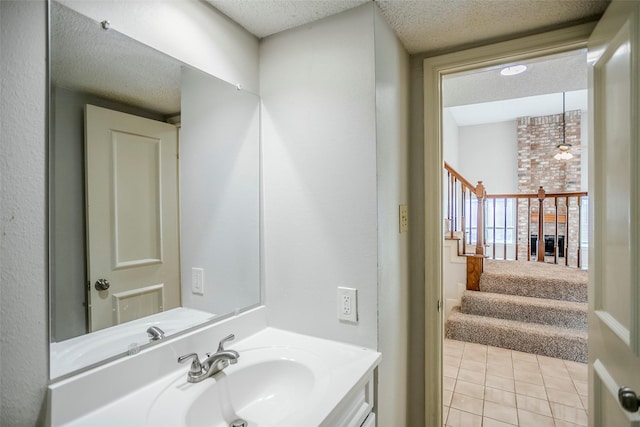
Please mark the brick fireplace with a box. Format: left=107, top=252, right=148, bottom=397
left=516, top=110, right=582, bottom=265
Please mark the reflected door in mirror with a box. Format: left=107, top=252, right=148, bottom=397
left=85, top=105, right=180, bottom=332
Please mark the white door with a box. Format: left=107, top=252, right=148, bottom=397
left=588, top=2, right=640, bottom=426
left=85, top=104, right=180, bottom=332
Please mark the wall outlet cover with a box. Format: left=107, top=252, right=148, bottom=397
left=192, top=267, right=204, bottom=295
left=337, top=286, right=357, bottom=323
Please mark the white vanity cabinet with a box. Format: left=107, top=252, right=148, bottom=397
left=321, top=373, right=375, bottom=427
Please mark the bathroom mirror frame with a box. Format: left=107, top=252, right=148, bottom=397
left=47, top=0, right=262, bottom=380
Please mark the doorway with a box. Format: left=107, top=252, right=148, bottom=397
left=420, top=23, right=596, bottom=426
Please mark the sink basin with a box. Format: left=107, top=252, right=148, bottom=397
left=147, top=347, right=330, bottom=427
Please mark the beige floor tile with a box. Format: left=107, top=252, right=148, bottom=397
left=445, top=407, right=482, bottom=427
left=512, top=360, right=540, bottom=373
left=537, top=354, right=567, bottom=367
left=515, top=381, right=548, bottom=400
left=579, top=393, right=589, bottom=411
left=484, top=387, right=516, bottom=407
left=445, top=355, right=461, bottom=368
left=444, top=375, right=456, bottom=392
left=539, top=363, right=571, bottom=379
left=517, top=409, right=555, bottom=427
left=573, top=379, right=588, bottom=396
left=460, top=359, right=486, bottom=373
left=516, top=393, right=552, bottom=417
left=511, top=351, right=538, bottom=363
left=564, top=360, right=588, bottom=376
left=555, top=420, right=584, bottom=427
left=543, top=375, right=577, bottom=393
left=454, top=379, right=484, bottom=399
left=450, top=392, right=484, bottom=415
left=486, top=374, right=515, bottom=392
left=444, top=390, right=453, bottom=406
left=550, top=402, right=588, bottom=426
left=514, top=369, right=544, bottom=385
left=444, top=341, right=589, bottom=427
left=547, top=387, right=584, bottom=408
left=487, top=364, right=515, bottom=379
left=487, top=346, right=512, bottom=357
left=457, top=367, right=485, bottom=385
left=483, top=400, right=518, bottom=425
left=444, top=364, right=459, bottom=379
left=483, top=417, right=517, bottom=427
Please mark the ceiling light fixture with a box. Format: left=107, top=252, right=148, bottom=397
left=554, top=92, right=574, bottom=160
left=500, top=64, right=527, bottom=76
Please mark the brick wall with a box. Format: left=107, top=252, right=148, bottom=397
left=516, top=110, right=582, bottom=265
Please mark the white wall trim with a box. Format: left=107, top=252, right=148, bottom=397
left=422, top=22, right=595, bottom=425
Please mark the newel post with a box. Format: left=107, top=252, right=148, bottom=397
left=475, top=181, right=486, bottom=256
left=537, top=186, right=546, bottom=262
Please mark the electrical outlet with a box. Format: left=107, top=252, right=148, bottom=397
left=399, top=204, right=409, bottom=233
left=337, top=287, right=357, bottom=322
left=192, top=268, right=204, bottom=295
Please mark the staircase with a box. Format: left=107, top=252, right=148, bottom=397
left=445, top=259, right=588, bottom=362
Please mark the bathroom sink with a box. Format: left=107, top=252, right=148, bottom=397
left=147, top=347, right=329, bottom=427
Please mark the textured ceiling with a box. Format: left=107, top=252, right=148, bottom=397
left=207, top=0, right=611, bottom=54
left=51, top=1, right=182, bottom=116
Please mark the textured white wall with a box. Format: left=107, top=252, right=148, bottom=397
left=374, top=7, right=410, bottom=426
left=443, top=108, right=460, bottom=169
left=0, top=1, right=260, bottom=423
left=0, top=1, right=49, bottom=425
left=458, top=120, right=519, bottom=194
left=180, top=68, right=261, bottom=315
left=261, top=5, right=378, bottom=349
left=59, top=0, right=260, bottom=93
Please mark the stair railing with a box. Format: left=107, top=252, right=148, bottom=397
left=444, top=163, right=588, bottom=269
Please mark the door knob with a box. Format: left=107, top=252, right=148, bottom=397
left=94, top=278, right=110, bottom=291
left=618, top=386, right=640, bottom=412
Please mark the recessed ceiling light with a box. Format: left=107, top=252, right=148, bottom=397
left=500, top=65, right=527, bottom=76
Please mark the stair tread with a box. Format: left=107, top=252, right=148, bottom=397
left=446, top=307, right=587, bottom=362
left=447, top=307, right=587, bottom=336
left=463, top=290, right=587, bottom=310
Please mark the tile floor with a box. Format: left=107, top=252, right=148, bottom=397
left=444, top=339, right=588, bottom=427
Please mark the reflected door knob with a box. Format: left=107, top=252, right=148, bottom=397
left=618, top=386, right=640, bottom=412
left=94, top=278, right=110, bottom=291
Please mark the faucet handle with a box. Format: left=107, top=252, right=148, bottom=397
left=217, top=334, right=235, bottom=352
left=177, top=353, right=203, bottom=375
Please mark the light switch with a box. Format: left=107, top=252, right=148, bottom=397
left=192, top=268, right=204, bottom=295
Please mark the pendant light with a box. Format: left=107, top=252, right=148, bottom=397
left=554, top=92, right=574, bottom=160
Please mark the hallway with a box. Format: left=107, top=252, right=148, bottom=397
left=444, top=339, right=588, bottom=427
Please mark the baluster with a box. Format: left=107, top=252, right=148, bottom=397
left=515, top=198, right=520, bottom=261
left=537, top=186, right=546, bottom=262
left=475, top=181, right=486, bottom=256
left=462, top=188, right=467, bottom=254
left=577, top=196, right=582, bottom=268
left=565, top=196, right=570, bottom=267
left=492, top=198, right=496, bottom=259
left=527, top=198, right=531, bottom=261
left=554, top=196, right=559, bottom=264
left=503, top=197, right=508, bottom=260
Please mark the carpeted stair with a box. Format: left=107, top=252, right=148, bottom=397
left=446, top=259, right=588, bottom=362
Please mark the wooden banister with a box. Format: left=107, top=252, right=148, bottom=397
left=444, top=162, right=476, bottom=192
left=443, top=163, right=589, bottom=282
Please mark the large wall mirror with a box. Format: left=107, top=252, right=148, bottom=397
left=49, top=1, right=261, bottom=379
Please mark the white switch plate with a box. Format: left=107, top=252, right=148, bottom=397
left=337, top=287, right=358, bottom=323
left=399, top=204, right=408, bottom=233
left=192, top=268, right=204, bottom=295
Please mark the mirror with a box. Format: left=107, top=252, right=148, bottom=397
left=49, top=1, right=260, bottom=379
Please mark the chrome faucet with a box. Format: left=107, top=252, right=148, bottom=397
left=146, top=326, right=166, bottom=341
left=177, top=334, right=240, bottom=383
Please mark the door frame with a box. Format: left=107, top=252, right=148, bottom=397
left=422, top=22, right=596, bottom=425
